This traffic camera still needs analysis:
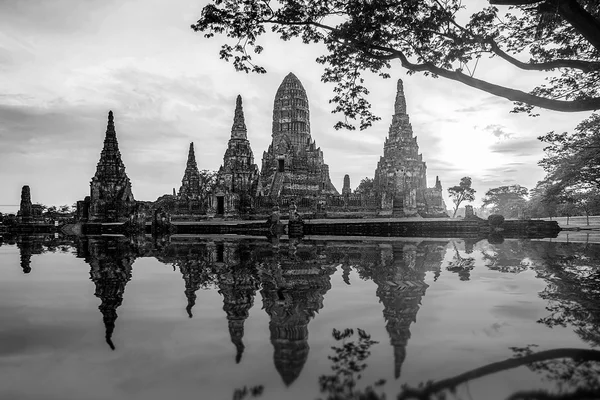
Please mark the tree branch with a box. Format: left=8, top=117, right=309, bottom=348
left=556, top=0, right=600, bottom=53
left=490, top=0, right=600, bottom=52
left=356, top=41, right=600, bottom=112
left=489, top=41, right=600, bottom=72
left=398, top=348, right=600, bottom=400
left=490, top=0, right=543, bottom=4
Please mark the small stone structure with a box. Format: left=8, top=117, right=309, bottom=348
left=342, top=175, right=351, bottom=196
left=464, top=205, right=474, bottom=219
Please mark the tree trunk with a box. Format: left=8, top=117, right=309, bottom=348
left=586, top=212, right=590, bottom=226
left=567, top=215, right=570, bottom=225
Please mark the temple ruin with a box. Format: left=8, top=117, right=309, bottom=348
left=210, top=95, right=260, bottom=217
left=258, top=72, right=338, bottom=198
left=374, top=79, right=447, bottom=217
left=73, top=74, right=449, bottom=223
left=86, top=111, right=136, bottom=222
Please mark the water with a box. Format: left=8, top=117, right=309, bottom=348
left=0, top=234, right=599, bottom=400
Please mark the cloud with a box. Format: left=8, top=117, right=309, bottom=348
left=489, top=137, right=543, bottom=157
left=0, top=0, right=114, bottom=36
left=454, top=96, right=508, bottom=113
left=483, top=124, right=514, bottom=139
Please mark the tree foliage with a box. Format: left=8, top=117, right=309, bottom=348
left=192, top=0, right=600, bottom=129
left=527, top=180, right=560, bottom=218
left=200, top=169, right=219, bottom=196
left=448, top=176, right=476, bottom=218
left=482, top=184, right=528, bottom=217
left=354, top=177, right=374, bottom=196
left=539, top=113, right=600, bottom=195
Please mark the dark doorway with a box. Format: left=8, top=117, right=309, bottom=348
left=278, top=159, right=285, bottom=172
left=217, top=196, right=225, bottom=215
left=216, top=243, right=224, bottom=263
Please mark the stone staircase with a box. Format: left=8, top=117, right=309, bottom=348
left=392, top=196, right=404, bottom=217
left=269, top=172, right=285, bottom=198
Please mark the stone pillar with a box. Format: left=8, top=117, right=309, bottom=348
left=465, top=205, right=474, bottom=219
left=19, top=185, right=33, bottom=223
left=342, top=174, right=351, bottom=196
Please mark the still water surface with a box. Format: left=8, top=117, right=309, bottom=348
left=0, top=234, right=599, bottom=400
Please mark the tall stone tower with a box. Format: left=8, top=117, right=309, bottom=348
left=19, top=185, right=33, bottom=223
left=258, top=73, right=338, bottom=198
left=374, top=80, right=446, bottom=216
left=218, top=95, right=260, bottom=195
left=178, top=143, right=202, bottom=199
left=210, top=95, right=260, bottom=216
left=89, top=111, right=135, bottom=223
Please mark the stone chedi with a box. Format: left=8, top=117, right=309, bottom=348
left=19, top=185, right=33, bottom=223
left=89, top=111, right=136, bottom=222
left=211, top=95, right=260, bottom=216
left=179, top=143, right=202, bottom=200
left=258, top=73, right=338, bottom=198
left=373, top=80, right=446, bottom=217
left=342, top=174, right=351, bottom=196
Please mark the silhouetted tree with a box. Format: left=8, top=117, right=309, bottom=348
left=448, top=177, right=476, bottom=218
left=193, top=1, right=600, bottom=129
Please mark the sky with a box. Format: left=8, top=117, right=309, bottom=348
left=0, top=0, right=593, bottom=214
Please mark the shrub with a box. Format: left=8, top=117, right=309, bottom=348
left=488, top=214, right=505, bottom=227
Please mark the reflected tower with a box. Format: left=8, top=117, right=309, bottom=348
left=361, top=241, right=448, bottom=378
left=260, top=244, right=335, bottom=386
left=80, top=237, right=135, bottom=350
left=216, top=242, right=260, bottom=363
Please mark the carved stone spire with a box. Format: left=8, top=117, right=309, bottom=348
left=95, top=111, right=123, bottom=179
left=217, top=96, right=260, bottom=205
left=394, top=79, right=407, bottom=115
left=19, top=185, right=33, bottom=223
left=88, top=111, right=135, bottom=222
left=230, top=95, right=247, bottom=140
left=178, top=143, right=202, bottom=199
left=435, top=176, right=442, bottom=190
left=187, top=142, right=198, bottom=170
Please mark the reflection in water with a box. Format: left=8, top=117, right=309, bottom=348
left=318, top=328, right=383, bottom=400
left=260, top=241, right=335, bottom=386
left=3, top=233, right=600, bottom=398
left=353, top=241, right=447, bottom=378
left=78, top=237, right=135, bottom=350
left=216, top=243, right=260, bottom=364
left=480, top=240, right=600, bottom=348
left=12, top=234, right=71, bottom=274
left=397, top=346, right=600, bottom=400
left=446, top=242, right=475, bottom=281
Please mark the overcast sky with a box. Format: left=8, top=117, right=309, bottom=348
left=0, top=0, right=592, bottom=213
